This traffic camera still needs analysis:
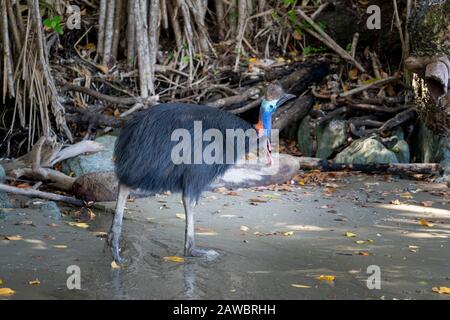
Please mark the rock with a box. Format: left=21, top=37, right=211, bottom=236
left=297, top=116, right=313, bottom=157
left=0, top=192, right=14, bottom=209
left=62, top=135, right=117, bottom=177
left=412, top=122, right=450, bottom=182
left=0, top=164, right=5, bottom=183
left=316, top=120, right=347, bottom=159
left=335, top=138, right=399, bottom=164
left=27, top=199, right=62, bottom=220
left=73, top=172, right=120, bottom=202
left=390, top=140, right=411, bottom=163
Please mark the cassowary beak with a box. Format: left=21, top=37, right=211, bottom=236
left=276, top=93, right=296, bottom=108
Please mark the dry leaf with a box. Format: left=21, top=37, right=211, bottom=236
left=163, top=256, right=185, bottom=263
left=3, top=235, right=22, bottom=241
left=400, top=192, right=413, bottom=199
left=29, top=279, right=40, bottom=285
left=345, top=232, right=357, bottom=238
left=111, top=261, right=121, bottom=269
left=432, top=287, right=450, bottom=294
left=358, top=251, right=370, bottom=256
left=52, top=245, right=67, bottom=249
left=0, top=288, right=15, bottom=296
left=419, top=218, right=434, bottom=227
left=291, top=284, right=311, bottom=288
left=67, top=222, right=89, bottom=229
left=283, top=231, right=294, bottom=236
left=317, top=275, right=335, bottom=282
left=176, top=213, right=186, bottom=220
left=421, top=201, right=433, bottom=207
left=391, top=199, right=402, bottom=205
left=240, top=226, right=250, bottom=232
left=355, top=240, right=366, bottom=244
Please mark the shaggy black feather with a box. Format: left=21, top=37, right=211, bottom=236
left=114, top=103, right=257, bottom=201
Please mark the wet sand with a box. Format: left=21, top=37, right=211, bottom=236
left=0, top=174, right=449, bottom=299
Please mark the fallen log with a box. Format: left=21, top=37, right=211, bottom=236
left=296, top=157, right=441, bottom=176
left=0, top=183, right=84, bottom=206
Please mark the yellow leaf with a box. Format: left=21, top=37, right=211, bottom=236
left=419, top=218, right=434, bottom=227
left=111, top=261, right=121, bottom=269
left=391, top=199, right=402, bottom=205
left=432, top=287, right=450, bottom=294
left=0, top=288, right=15, bottom=296
left=317, top=275, right=335, bottom=282
left=291, top=284, right=311, bottom=288
left=67, top=222, right=89, bottom=229
left=52, top=245, right=67, bottom=249
left=358, top=251, right=370, bottom=256
left=345, top=232, right=357, bottom=238
left=175, top=213, right=186, bottom=220
left=4, top=235, right=22, bottom=241
left=163, top=256, right=185, bottom=263
left=400, top=192, right=413, bottom=199
left=283, top=231, right=294, bottom=236
left=240, top=225, right=250, bottom=232
left=29, top=279, right=40, bottom=285
left=355, top=240, right=366, bottom=244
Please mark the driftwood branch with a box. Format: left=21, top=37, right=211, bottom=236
left=0, top=183, right=84, bottom=206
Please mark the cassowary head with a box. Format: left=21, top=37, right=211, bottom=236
left=257, top=84, right=296, bottom=136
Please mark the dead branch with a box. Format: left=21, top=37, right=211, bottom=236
left=0, top=183, right=83, bottom=206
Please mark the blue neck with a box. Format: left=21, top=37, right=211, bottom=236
left=260, top=111, right=273, bottom=137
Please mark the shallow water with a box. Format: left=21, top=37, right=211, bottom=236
left=1, top=174, right=449, bottom=299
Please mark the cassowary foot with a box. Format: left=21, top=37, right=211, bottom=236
left=185, top=247, right=220, bottom=260
left=107, top=231, right=124, bottom=263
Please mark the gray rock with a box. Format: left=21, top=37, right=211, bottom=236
left=335, top=138, right=399, bottom=164
left=62, top=135, right=116, bottom=177
left=0, top=192, right=14, bottom=208
left=0, top=164, right=5, bottom=183
left=297, top=116, right=313, bottom=157
left=390, top=140, right=411, bottom=163
left=412, top=122, right=450, bottom=182
left=27, top=199, right=62, bottom=220
left=316, top=120, right=347, bottom=159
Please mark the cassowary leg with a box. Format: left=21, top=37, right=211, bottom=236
left=182, top=193, right=219, bottom=259
left=108, top=184, right=131, bottom=262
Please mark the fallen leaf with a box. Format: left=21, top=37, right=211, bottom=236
left=358, top=251, right=370, bottom=256
left=419, top=218, right=434, bottom=227
left=240, top=225, right=250, bottom=232
left=0, top=278, right=3, bottom=285
left=111, top=261, right=121, bottom=269
left=317, top=275, right=335, bottom=282
left=176, top=213, right=186, bottom=220
left=391, top=199, right=402, bottom=205
left=283, top=231, right=294, bottom=236
left=66, top=222, right=89, bottom=229
left=52, top=245, right=67, bottom=249
left=355, top=240, right=366, bottom=244
left=3, top=235, right=23, bottom=241
left=432, top=287, right=450, bottom=294
left=0, top=288, right=15, bottom=296
left=163, top=256, right=185, bottom=263
left=29, top=279, right=40, bottom=285
left=421, top=201, right=433, bottom=207
left=291, top=284, right=311, bottom=288
left=345, top=232, right=357, bottom=238
left=400, top=192, right=413, bottom=199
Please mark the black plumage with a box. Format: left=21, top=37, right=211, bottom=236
left=114, top=103, right=254, bottom=201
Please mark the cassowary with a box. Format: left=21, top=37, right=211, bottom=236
left=109, top=84, right=295, bottom=262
